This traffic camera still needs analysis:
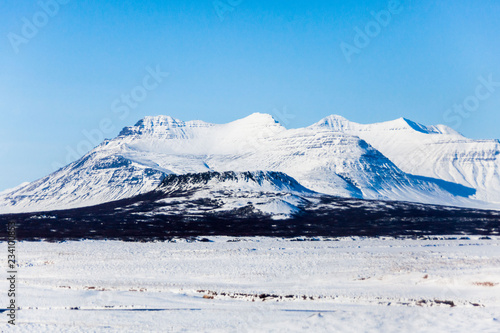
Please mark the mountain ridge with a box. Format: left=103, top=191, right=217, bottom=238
left=311, top=115, right=500, bottom=204
left=0, top=113, right=497, bottom=214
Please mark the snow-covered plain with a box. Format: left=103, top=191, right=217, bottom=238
left=2, top=237, right=499, bottom=332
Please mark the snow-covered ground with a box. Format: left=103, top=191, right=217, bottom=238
left=1, top=237, right=499, bottom=332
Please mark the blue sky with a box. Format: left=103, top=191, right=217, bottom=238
left=1, top=0, right=499, bottom=191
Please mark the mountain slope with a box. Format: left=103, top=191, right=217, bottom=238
left=312, top=115, right=500, bottom=204
left=152, top=171, right=315, bottom=219
left=0, top=153, right=166, bottom=213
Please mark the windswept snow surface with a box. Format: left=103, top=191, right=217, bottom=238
left=1, top=113, right=497, bottom=213
left=1, top=237, right=499, bottom=332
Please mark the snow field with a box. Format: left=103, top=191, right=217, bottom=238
left=0, top=236, right=499, bottom=332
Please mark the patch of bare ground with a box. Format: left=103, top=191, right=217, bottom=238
left=196, top=290, right=483, bottom=307
left=416, top=299, right=455, bottom=307
left=83, top=286, right=110, bottom=291
left=473, top=282, right=498, bottom=287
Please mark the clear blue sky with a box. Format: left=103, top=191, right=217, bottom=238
left=1, top=0, right=499, bottom=191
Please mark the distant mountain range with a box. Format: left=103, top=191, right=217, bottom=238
left=316, top=115, right=500, bottom=204
left=1, top=113, right=499, bottom=214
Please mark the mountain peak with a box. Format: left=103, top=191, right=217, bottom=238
left=397, top=117, right=437, bottom=134
left=236, top=113, right=281, bottom=126
left=118, top=115, right=185, bottom=136
left=224, top=113, right=285, bottom=138
left=118, top=115, right=216, bottom=137
left=395, top=117, right=463, bottom=135
left=311, top=114, right=351, bottom=130
left=137, top=115, right=184, bottom=127
left=312, top=115, right=457, bottom=136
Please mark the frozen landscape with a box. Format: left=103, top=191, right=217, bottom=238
left=3, top=0, right=500, bottom=331
left=1, top=114, right=499, bottom=332
left=1, top=237, right=499, bottom=332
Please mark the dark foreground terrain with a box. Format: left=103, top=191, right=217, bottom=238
left=1, top=172, right=499, bottom=241
left=1, top=193, right=499, bottom=241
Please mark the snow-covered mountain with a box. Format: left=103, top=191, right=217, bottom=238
left=0, top=113, right=496, bottom=213
left=312, top=115, right=500, bottom=205
left=152, top=171, right=315, bottom=219
left=4, top=171, right=499, bottom=240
